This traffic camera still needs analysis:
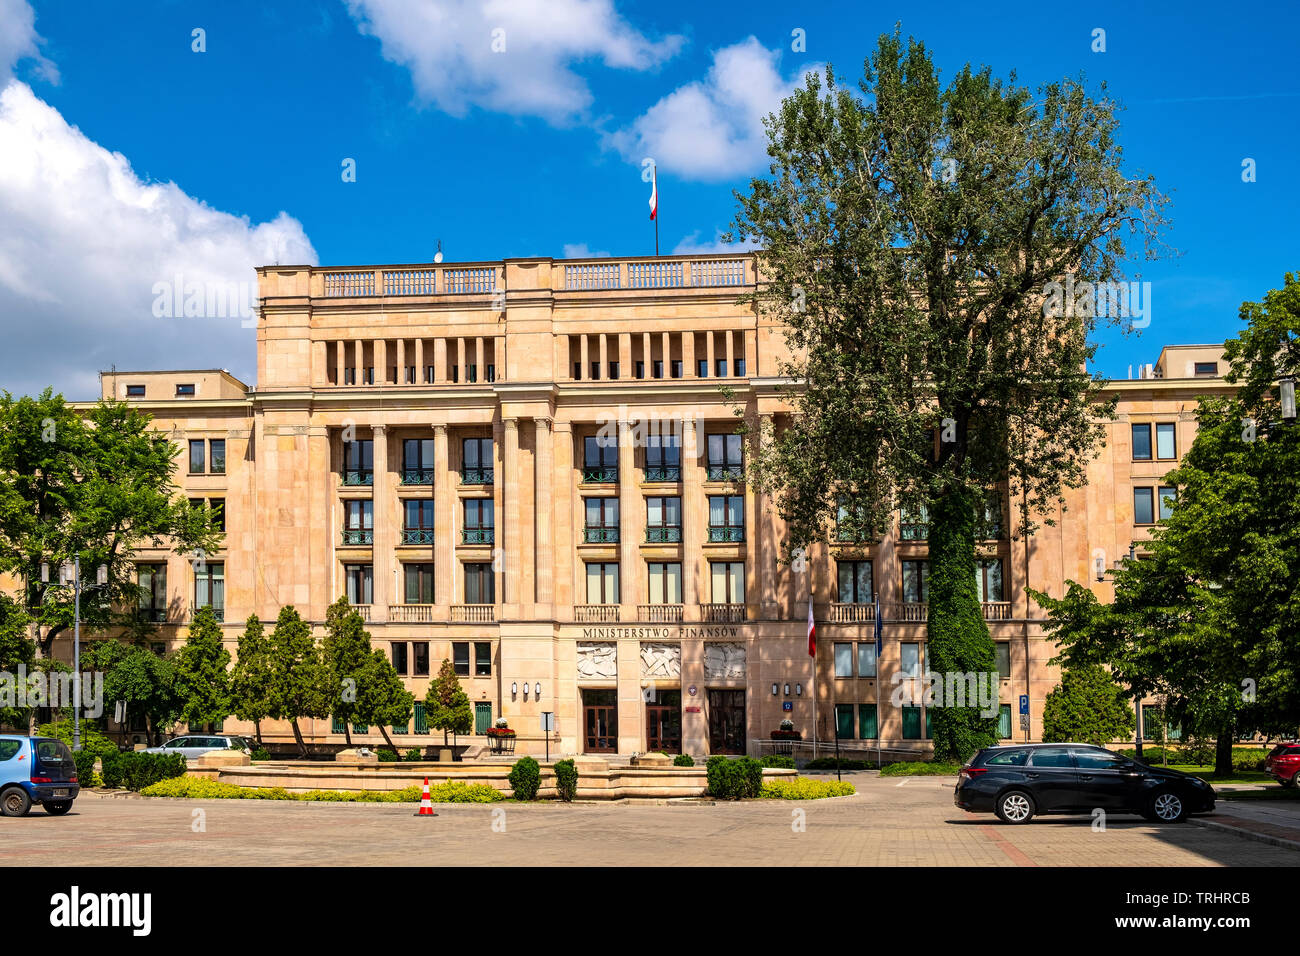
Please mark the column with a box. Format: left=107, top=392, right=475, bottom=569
left=475, top=337, right=484, bottom=382
left=661, top=331, right=671, bottom=377
left=375, top=339, right=387, bottom=385
left=758, top=414, right=776, bottom=618
left=371, top=425, right=391, bottom=620
left=618, top=419, right=638, bottom=620
left=642, top=332, right=652, bottom=378
left=724, top=330, right=734, bottom=378
left=744, top=329, right=757, bottom=378
left=415, top=338, right=425, bottom=383
left=335, top=340, right=344, bottom=386
left=683, top=332, right=696, bottom=378
left=534, top=418, right=553, bottom=613
left=553, top=423, right=575, bottom=615
left=457, top=338, right=466, bottom=383
left=618, top=333, right=632, bottom=378
left=705, top=332, right=715, bottom=378
left=434, top=424, right=452, bottom=620
left=599, top=334, right=608, bottom=379
left=503, top=418, right=521, bottom=615
left=682, top=418, right=704, bottom=620
left=354, top=340, right=363, bottom=384
left=579, top=334, right=589, bottom=380
left=434, top=339, right=447, bottom=383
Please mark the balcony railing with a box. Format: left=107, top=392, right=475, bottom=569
left=137, top=607, right=167, bottom=624
left=341, top=529, right=373, bottom=545
left=401, top=529, right=434, bottom=545
left=638, top=604, right=683, bottom=622
left=645, top=526, right=682, bottom=544
left=886, top=601, right=929, bottom=622
left=443, top=267, right=496, bottom=294
left=706, top=464, right=743, bottom=482
left=353, top=604, right=372, bottom=621
left=581, top=466, right=618, bottom=483
left=561, top=257, right=750, bottom=291
left=341, top=470, right=374, bottom=486
left=461, top=467, right=494, bottom=485
left=400, top=469, right=436, bottom=485
left=452, top=604, right=495, bottom=622
left=644, top=465, right=681, bottom=483
left=827, top=602, right=876, bottom=623
left=322, top=271, right=375, bottom=297
left=390, top=604, right=434, bottom=623
left=899, top=524, right=929, bottom=541
left=707, top=527, right=744, bottom=544
left=700, top=603, right=745, bottom=623
left=582, top=527, right=619, bottom=544
left=461, top=528, right=494, bottom=545
left=982, top=601, right=1013, bottom=620
left=382, top=269, right=436, bottom=295
left=575, top=604, right=621, bottom=623
left=191, top=604, right=224, bottom=623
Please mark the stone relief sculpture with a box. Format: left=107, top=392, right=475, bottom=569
left=640, top=642, right=681, bottom=679
left=576, top=642, right=617, bottom=679
left=703, top=642, right=746, bottom=679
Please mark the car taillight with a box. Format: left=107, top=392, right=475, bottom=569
left=70, top=775, right=78, bottom=784
left=30, top=776, right=52, bottom=784
left=959, top=768, right=987, bottom=780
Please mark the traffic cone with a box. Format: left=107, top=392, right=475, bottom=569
left=415, top=777, right=437, bottom=817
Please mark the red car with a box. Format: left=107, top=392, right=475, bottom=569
left=1264, top=743, right=1300, bottom=786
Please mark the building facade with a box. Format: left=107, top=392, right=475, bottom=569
left=60, top=253, right=1229, bottom=756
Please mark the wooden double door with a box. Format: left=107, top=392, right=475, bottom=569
left=582, top=689, right=618, bottom=753
left=646, top=690, right=682, bottom=753
left=708, top=689, right=747, bottom=754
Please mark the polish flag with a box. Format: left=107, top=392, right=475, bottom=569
left=648, top=166, right=658, bottom=221
left=807, top=597, right=816, bottom=657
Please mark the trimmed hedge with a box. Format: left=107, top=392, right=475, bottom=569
left=509, top=756, right=541, bottom=800
left=760, top=778, right=856, bottom=799
left=554, top=759, right=578, bottom=802
left=73, top=750, right=101, bottom=787
left=673, top=753, right=695, bottom=767
left=1117, top=747, right=1269, bottom=772
left=803, top=757, right=871, bottom=771
left=404, top=748, right=423, bottom=762
left=706, top=755, right=763, bottom=800
left=759, top=755, right=796, bottom=769
left=140, top=777, right=503, bottom=803
left=101, top=752, right=187, bottom=791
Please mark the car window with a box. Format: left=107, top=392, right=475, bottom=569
left=1027, top=747, right=1075, bottom=768
left=166, top=738, right=187, bottom=748
left=202, top=738, right=225, bottom=748
left=36, top=739, right=74, bottom=765
left=0, top=740, right=21, bottom=761
left=1072, top=749, right=1126, bottom=770
left=229, top=738, right=248, bottom=751
left=1286, top=746, right=1300, bottom=756
left=984, top=750, right=1029, bottom=766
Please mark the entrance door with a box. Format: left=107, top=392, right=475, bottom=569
left=582, top=689, right=618, bottom=753
left=707, top=689, right=746, bottom=754
left=646, top=690, right=682, bottom=753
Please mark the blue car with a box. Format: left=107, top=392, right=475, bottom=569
left=0, top=735, right=80, bottom=817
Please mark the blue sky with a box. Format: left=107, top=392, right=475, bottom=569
left=2, top=0, right=1297, bottom=397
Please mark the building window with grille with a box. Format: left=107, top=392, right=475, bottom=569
left=402, top=438, right=435, bottom=484
left=585, top=562, right=620, bottom=604
left=645, top=496, right=681, bottom=542
left=902, top=706, right=922, bottom=739
left=859, top=704, right=878, bottom=739
left=647, top=562, right=682, bottom=604
left=837, top=560, right=873, bottom=604
left=707, top=495, right=744, bottom=542
left=464, top=563, right=495, bottom=604
left=342, top=439, right=373, bottom=484
left=404, top=563, right=435, bottom=603
left=414, top=701, right=429, bottom=733
left=834, top=704, right=854, bottom=739
left=343, top=500, right=373, bottom=545
left=709, top=561, right=745, bottom=605
left=900, top=504, right=929, bottom=540
left=462, top=498, right=494, bottom=544
left=475, top=701, right=493, bottom=734
left=402, top=500, right=435, bottom=544
left=583, top=497, right=619, bottom=543
left=583, top=434, right=618, bottom=482
left=462, top=437, right=494, bottom=484
left=645, top=433, right=681, bottom=482
left=705, top=433, right=742, bottom=480
left=345, top=564, right=373, bottom=605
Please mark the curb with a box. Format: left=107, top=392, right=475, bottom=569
left=1188, top=815, right=1300, bottom=852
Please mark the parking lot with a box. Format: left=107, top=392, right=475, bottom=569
left=2, top=773, right=1295, bottom=867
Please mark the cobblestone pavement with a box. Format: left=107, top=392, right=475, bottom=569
left=2, top=774, right=1295, bottom=866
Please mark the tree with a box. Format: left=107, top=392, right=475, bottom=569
left=230, top=614, right=273, bottom=745
left=0, top=391, right=223, bottom=658
left=174, top=604, right=232, bottom=731
left=265, top=606, right=331, bottom=757
left=97, top=645, right=184, bottom=746
left=425, top=659, right=472, bottom=746
left=727, top=31, right=1167, bottom=762
left=1041, top=665, right=1136, bottom=746
left=0, top=595, right=35, bottom=729
left=356, top=650, right=415, bottom=757
left=321, top=596, right=370, bottom=746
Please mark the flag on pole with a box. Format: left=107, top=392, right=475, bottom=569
left=648, top=165, right=658, bottom=221
left=807, top=596, right=816, bottom=657
left=874, top=595, right=883, bottom=656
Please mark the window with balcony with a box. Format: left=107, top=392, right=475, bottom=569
left=1133, top=486, right=1155, bottom=525
left=705, top=433, right=743, bottom=480
left=899, top=504, right=929, bottom=540
left=1156, top=422, right=1177, bottom=460
left=645, top=433, right=681, bottom=482
left=976, top=558, right=1005, bottom=602
left=585, top=562, right=620, bottom=604
left=137, top=563, right=166, bottom=623
left=583, top=497, right=619, bottom=543
left=707, top=495, right=744, bottom=542
left=343, top=500, right=373, bottom=545
left=835, top=498, right=871, bottom=541
left=194, top=562, right=224, bottom=621
left=402, top=500, right=434, bottom=544
left=837, top=561, right=873, bottom=604
left=462, top=499, right=494, bottom=544
left=403, top=563, right=435, bottom=603
left=1158, top=485, right=1177, bottom=520
left=345, top=564, right=373, bottom=605
left=464, top=563, right=494, bottom=604
left=709, top=561, right=745, bottom=604
left=583, top=434, right=618, bottom=483
left=645, top=496, right=682, bottom=542
left=402, top=439, right=436, bottom=484
left=342, top=439, right=374, bottom=485
left=901, top=560, right=929, bottom=603
left=647, top=562, right=682, bottom=603
left=462, top=437, right=494, bottom=485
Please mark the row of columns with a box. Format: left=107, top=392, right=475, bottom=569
left=568, top=329, right=756, bottom=380
left=327, top=337, right=502, bottom=386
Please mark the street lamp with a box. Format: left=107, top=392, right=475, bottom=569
left=1280, top=376, right=1296, bottom=422
left=40, top=556, right=108, bottom=752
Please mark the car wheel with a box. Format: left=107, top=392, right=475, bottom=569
left=995, top=789, right=1035, bottom=824
left=1, top=786, right=32, bottom=817
left=43, top=801, right=74, bottom=816
left=1283, top=774, right=1297, bottom=789
left=1149, top=790, right=1187, bottom=823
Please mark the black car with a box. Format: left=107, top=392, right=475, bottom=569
left=954, top=743, right=1215, bottom=824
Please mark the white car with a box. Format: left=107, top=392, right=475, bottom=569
left=145, top=734, right=253, bottom=761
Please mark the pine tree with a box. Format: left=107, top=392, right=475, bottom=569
left=265, top=606, right=330, bottom=756
left=174, top=604, right=232, bottom=731
left=230, top=614, right=272, bottom=745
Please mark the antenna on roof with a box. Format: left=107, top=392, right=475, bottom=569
left=433, top=240, right=444, bottom=264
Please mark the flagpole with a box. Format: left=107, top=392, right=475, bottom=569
left=810, top=586, right=817, bottom=762
left=653, top=166, right=659, bottom=257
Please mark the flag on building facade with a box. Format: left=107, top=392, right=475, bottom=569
left=874, top=595, right=884, bottom=656
left=807, top=596, right=816, bottom=657
left=648, top=165, right=658, bottom=221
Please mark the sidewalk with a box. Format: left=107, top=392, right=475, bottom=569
left=1191, top=797, right=1300, bottom=851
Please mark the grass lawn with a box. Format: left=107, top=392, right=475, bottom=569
left=1218, top=787, right=1300, bottom=801
left=1170, top=766, right=1276, bottom=786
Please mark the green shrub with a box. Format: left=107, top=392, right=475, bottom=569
left=803, top=757, right=871, bottom=771
left=759, top=755, right=795, bottom=769
left=673, top=753, right=695, bottom=767
left=553, top=759, right=578, bottom=802
left=509, top=756, right=541, bottom=800
left=72, top=749, right=101, bottom=787
left=706, top=756, right=763, bottom=799
left=761, top=778, right=856, bottom=799
left=377, top=748, right=399, bottom=762
left=250, top=748, right=271, bottom=761
left=140, top=777, right=503, bottom=803
left=404, top=748, right=423, bottom=761
left=37, top=720, right=118, bottom=758
left=101, top=751, right=187, bottom=790
left=879, top=761, right=963, bottom=776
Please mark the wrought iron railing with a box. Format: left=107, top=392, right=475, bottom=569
left=706, top=464, right=743, bottom=481
left=461, top=528, right=494, bottom=545
left=461, top=467, right=494, bottom=485
left=645, top=526, right=682, bottom=543
left=707, top=526, right=744, bottom=543
left=341, top=470, right=374, bottom=486
left=342, top=529, right=373, bottom=545
left=582, top=527, right=619, bottom=544
left=401, top=529, right=434, bottom=545
left=581, top=465, right=619, bottom=483
left=400, top=469, right=436, bottom=485
left=644, top=465, right=681, bottom=483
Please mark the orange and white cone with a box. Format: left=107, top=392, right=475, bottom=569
left=415, top=777, right=437, bottom=817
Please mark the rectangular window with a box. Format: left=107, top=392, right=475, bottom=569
left=137, top=563, right=167, bottom=622
left=343, top=439, right=374, bottom=480
left=652, top=359, right=663, bottom=379
left=464, top=563, right=495, bottom=604
left=452, top=642, right=470, bottom=676
left=585, top=562, right=620, bottom=604
left=475, top=701, right=493, bottom=734
left=189, top=440, right=205, bottom=474
left=697, top=358, right=708, bottom=378
left=645, top=496, right=682, bottom=542
left=1132, top=423, right=1152, bottom=461
left=900, top=504, right=929, bottom=540
left=176, top=383, right=195, bottom=397
left=583, top=497, right=619, bottom=543
left=901, top=560, right=929, bottom=603
left=194, top=562, right=224, bottom=619
left=343, top=500, right=373, bottom=543
left=858, top=642, right=877, bottom=678
left=645, top=432, right=681, bottom=480
left=463, top=499, right=495, bottom=544
left=707, top=495, right=744, bottom=542
left=608, top=362, right=619, bottom=380
left=332, top=716, right=346, bottom=735
left=485, top=364, right=496, bottom=383
left=979, top=492, right=1005, bottom=539
left=574, top=361, right=582, bottom=380
left=583, top=434, right=618, bottom=481
left=475, top=642, right=492, bottom=677
left=1194, top=362, right=1218, bottom=376
left=414, top=701, right=429, bottom=734
left=647, top=562, right=682, bottom=604
left=1133, top=487, right=1155, bottom=525
left=705, top=434, right=743, bottom=480
left=404, top=563, right=435, bottom=603
left=834, top=642, right=853, bottom=678
left=834, top=704, right=854, bottom=740
left=126, top=384, right=145, bottom=397
left=209, top=439, right=226, bottom=475
left=976, top=558, right=1004, bottom=602
left=1158, top=486, right=1177, bottom=521
left=901, top=706, right=922, bottom=740
left=671, top=360, right=683, bottom=378
left=413, top=643, right=430, bottom=677
left=345, top=564, right=373, bottom=605
left=900, top=643, right=921, bottom=680
left=715, top=359, right=728, bottom=377
left=462, top=438, right=493, bottom=484
left=709, top=561, right=745, bottom=604
left=590, top=361, right=600, bottom=380
left=859, top=704, right=878, bottom=739
left=402, top=438, right=435, bottom=477
left=635, top=361, right=645, bottom=379
left=392, top=641, right=408, bottom=675
left=998, top=704, right=1012, bottom=739
left=208, top=498, right=225, bottom=533
left=994, top=642, right=1011, bottom=680
left=403, top=500, right=435, bottom=537
left=467, top=364, right=477, bottom=383
left=837, top=561, right=873, bottom=603
left=735, top=358, right=747, bottom=377
left=1155, top=422, right=1176, bottom=459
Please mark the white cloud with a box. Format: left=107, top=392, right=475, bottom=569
left=561, top=243, right=611, bottom=258
left=608, top=37, right=817, bottom=181
left=672, top=230, right=758, bottom=256
left=344, top=0, right=684, bottom=124
left=0, top=0, right=57, bottom=82
left=0, top=79, right=316, bottom=399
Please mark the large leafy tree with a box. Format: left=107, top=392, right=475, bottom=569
left=356, top=649, right=415, bottom=757
left=0, top=391, right=223, bottom=658
left=425, top=659, right=472, bottom=746
left=230, top=614, right=273, bottom=745
left=265, top=606, right=331, bottom=756
left=89, top=643, right=184, bottom=746
left=0, top=595, right=36, bottom=728
left=1041, top=665, right=1136, bottom=747
left=728, top=32, right=1167, bottom=761
left=322, top=596, right=370, bottom=746
left=174, top=604, right=232, bottom=731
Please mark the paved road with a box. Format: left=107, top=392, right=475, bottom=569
left=2, top=774, right=1294, bottom=866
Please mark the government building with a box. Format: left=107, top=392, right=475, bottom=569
left=66, top=253, right=1230, bottom=756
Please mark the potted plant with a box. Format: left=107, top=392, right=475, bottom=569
left=486, top=717, right=517, bottom=754
left=770, top=719, right=801, bottom=754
